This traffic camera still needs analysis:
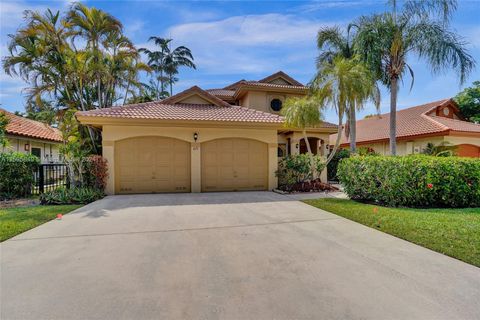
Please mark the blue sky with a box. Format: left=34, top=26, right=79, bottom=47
left=1, top=0, right=479, bottom=123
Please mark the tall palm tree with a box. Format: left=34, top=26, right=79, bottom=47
left=312, top=56, right=378, bottom=165
left=67, top=2, right=122, bottom=108
left=353, top=0, right=475, bottom=155
left=316, top=26, right=380, bottom=153
left=140, top=37, right=196, bottom=98
left=164, top=43, right=196, bottom=96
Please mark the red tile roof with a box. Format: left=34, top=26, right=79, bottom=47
left=332, top=99, right=480, bottom=145
left=205, top=89, right=236, bottom=98
left=257, top=71, right=304, bottom=86
left=77, top=102, right=285, bottom=124
left=1, top=109, right=62, bottom=142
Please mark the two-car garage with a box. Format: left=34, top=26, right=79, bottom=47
left=114, top=136, right=269, bottom=194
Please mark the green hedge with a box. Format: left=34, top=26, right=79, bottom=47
left=0, top=152, right=39, bottom=199
left=337, top=155, right=480, bottom=208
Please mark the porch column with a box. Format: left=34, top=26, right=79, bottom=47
left=103, top=140, right=115, bottom=195
left=191, top=142, right=201, bottom=192
left=268, top=143, right=278, bottom=190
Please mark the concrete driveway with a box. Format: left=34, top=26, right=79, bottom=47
left=1, top=192, right=479, bottom=320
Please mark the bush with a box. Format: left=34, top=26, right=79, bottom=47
left=0, top=152, right=39, bottom=199
left=40, top=187, right=104, bottom=205
left=327, top=149, right=350, bottom=181
left=82, top=155, right=108, bottom=191
left=277, top=154, right=326, bottom=190
left=338, top=155, right=480, bottom=208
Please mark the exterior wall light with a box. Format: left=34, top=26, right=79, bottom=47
left=193, top=132, right=198, bottom=142
left=295, top=143, right=299, bottom=149
left=24, top=143, right=30, bottom=151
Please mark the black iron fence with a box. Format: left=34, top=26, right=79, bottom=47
left=32, top=164, right=69, bottom=195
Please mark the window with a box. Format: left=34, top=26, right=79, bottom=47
left=270, top=98, right=283, bottom=112
left=31, top=147, right=41, bottom=159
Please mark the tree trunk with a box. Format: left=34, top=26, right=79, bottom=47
left=326, top=111, right=344, bottom=166
left=302, top=129, right=317, bottom=180
left=170, top=75, right=173, bottom=96
left=389, top=77, right=398, bottom=155
left=349, top=104, right=357, bottom=153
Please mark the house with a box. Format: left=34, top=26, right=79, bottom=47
left=76, top=71, right=338, bottom=195
left=330, top=99, right=480, bottom=157
left=1, top=108, right=63, bottom=163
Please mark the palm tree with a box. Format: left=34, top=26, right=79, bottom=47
left=316, top=26, right=380, bottom=153
left=67, top=2, right=122, bottom=108
left=311, top=55, right=377, bottom=165
left=140, top=37, right=196, bottom=98
left=164, top=43, right=196, bottom=96
left=353, top=0, right=475, bottom=155
left=282, top=96, right=323, bottom=177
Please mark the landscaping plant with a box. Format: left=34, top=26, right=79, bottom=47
left=338, top=155, right=480, bottom=207
left=277, top=154, right=326, bottom=191
left=0, top=152, right=39, bottom=200
left=40, top=187, right=104, bottom=205
left=82, top=155, right=109, bottom=191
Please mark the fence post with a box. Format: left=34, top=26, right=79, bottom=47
left=39, top=165, right=44, bottom=194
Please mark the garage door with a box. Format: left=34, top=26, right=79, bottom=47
left=457, top=144, right=480, bottom=158
left=201, top=138, right=268, bottom=192
left=115, top=137, right=190, bottom=194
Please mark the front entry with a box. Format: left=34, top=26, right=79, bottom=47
left=115, top=137, right=191, bottom=194
left=201, top=138, right=268, bottom=192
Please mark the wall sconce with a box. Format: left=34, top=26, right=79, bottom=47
left=24, top=143, right=30, bottom=151
left=193, top=132, right=199, bottom=142
left=295, top=143, right=299, bottom=149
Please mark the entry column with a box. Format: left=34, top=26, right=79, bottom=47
left=191, top=142, right=201, bottom=192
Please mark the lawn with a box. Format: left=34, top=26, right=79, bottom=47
left=304, top=198, right=480, bottom=267
left=0, top=205, right=82, bottom=242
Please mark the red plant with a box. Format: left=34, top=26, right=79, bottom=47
left=83, top=155, right=108, bottom=191
left=427, top=183, right=433, bottom=189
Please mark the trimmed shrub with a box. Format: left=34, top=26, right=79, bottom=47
left=337, top=155, right=480, bottom=208
left=0, top=152, right=39, bottom=199
left=82, top=155, right=108, bottom=191
left=40, top=187, right=104, bottom=205
left=277, top=154, right=326, bottom=190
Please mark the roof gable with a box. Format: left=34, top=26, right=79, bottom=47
left=161, top=86, right=232, bottom=108
left=258, top=71, right=303, bottom=86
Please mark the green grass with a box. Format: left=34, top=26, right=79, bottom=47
left=304, top=198, right=480, bottom=267
left=0, top=205, right=82, bottom=242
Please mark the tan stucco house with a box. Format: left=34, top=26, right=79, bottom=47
left=77, top=71, right=337, bottom=195
left=330, top=99, right=480, bottom=157
left=1, top=108, right=63, bottom=163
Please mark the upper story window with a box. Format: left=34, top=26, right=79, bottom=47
left=270, top=98, right=283, bottom=112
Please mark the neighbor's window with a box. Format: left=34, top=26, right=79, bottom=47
left=270, top=98, right=283, bottom=112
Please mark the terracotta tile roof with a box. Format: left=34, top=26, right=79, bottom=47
left=205, top=89, right=236, bottom=98
left=77, top=102, right=285, bottom=124
left=257, top=71, right=304, bottom=86
left=239, top=81, right=307, bottom=90
left=331, top=99, right=480, bottom=145
left=1, top=108, right=62, bottom=142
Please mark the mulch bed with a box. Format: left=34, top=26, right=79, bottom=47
left=279, top=179, right=340, bottom=193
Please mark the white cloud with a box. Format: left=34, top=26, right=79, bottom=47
left=163, top=13, right=336, bottom=75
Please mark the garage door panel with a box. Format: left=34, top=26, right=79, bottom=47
left=115, top=137, right=191, bottom=194
left=201, top=138, right=268, bottom=192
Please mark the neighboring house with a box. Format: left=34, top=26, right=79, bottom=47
left=0, top=108, right=63, bottom=163
left=330, top=99, right=480, bottom=157
left=77, top=71, right=338, bottom=195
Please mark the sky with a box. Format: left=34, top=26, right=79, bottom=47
left=0, top=0, right=479, bottom=123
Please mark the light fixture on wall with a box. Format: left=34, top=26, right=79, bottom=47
left=24, top=143, right=30, bottom=151
left=295, top=143, right=299, bottom=149
left=193, top=132, right=199, bottom=142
